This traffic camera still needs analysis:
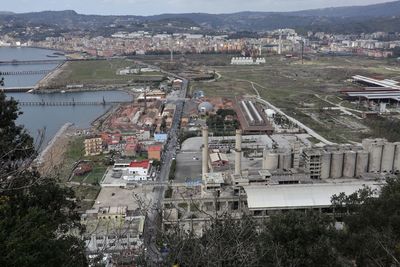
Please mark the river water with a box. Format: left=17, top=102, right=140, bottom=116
left=0, top=47, right=65, bottom=87
left=1, top=47, right=131, bottom=147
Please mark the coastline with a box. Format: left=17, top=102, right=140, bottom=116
left=35, top=122, right=74, bottom=175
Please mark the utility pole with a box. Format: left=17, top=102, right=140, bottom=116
left=301, top=40, right=304, bottom=65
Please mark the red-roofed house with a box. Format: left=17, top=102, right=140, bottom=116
left=148, top=144, right=163, bottom=161
left=123, top=160, right=152, bottom=181
left=101, top=132, right=122, bottom=151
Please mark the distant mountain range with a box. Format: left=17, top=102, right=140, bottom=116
left=1, top=1, right=400, bottom=34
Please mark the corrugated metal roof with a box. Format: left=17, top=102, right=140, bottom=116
left=353, top=75, right=400, bottom=89
left=243, top=182, right=382, bottom=210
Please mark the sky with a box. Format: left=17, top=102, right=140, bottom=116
left=1, top=0, right=397, bottom=15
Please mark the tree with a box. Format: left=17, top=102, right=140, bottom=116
left=257, top=211, right=347, bottom=267
left=0, top=90, right=35, bottom=171
left=161, top=212, right=348, bottom=267
left=162, top=215, right=259, bottom=267
left=0, top=90, right=88, bottom=267
left=332, top=177, right=400, bottom=266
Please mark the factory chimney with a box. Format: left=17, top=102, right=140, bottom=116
left=235, top=129, right=242, bottom=175
left=202, top=126, right=209, bottom=178
left=278, top=31, right=282, bottom=55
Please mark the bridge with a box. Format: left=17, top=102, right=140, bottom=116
left=1, top=70, right=51, bottom=76
left=1, top=86, right=35, bottom=92
left=18, top=100, right=130, bottom=106
left=0, top=59, right=65, bottom=65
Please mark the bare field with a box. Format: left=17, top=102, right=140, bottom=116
left=46, top=59, right=165, bottom=87
left=189, top=55, right=400, bottom=143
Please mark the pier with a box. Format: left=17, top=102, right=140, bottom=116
left=18, top=100, right=130, bottom=106
left=0, top=59, right=65, bottom=65
left=1, top=86, right=35, bottom=92
left=1, top=70, right=51, bottom=75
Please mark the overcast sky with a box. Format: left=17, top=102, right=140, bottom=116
left=2, top=0, right=396, bottom=15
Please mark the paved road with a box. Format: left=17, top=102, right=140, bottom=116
left=143, top=69, right=188, bottom=265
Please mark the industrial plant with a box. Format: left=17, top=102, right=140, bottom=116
left=163, top=115, right=388, bottom=232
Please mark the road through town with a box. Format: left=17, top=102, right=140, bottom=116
left=143, top=69, right=187, bottom=265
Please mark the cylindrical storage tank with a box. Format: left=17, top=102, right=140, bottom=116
left=356, top=151, right=369, bottom=177
left=279, top=152, right=292, bottom=170
left=320, top=152, right=331, bottom=179
left=381, top=143, right=395, bottom=173
left=263, top=152, right=279, bottom=170
left=368, top=144, right=383, bottom=173
left=343, top=151, right=356, bottom=178
left=394, top=143, right=400, bottom=173
left=330, top=151, right=344, bottom=178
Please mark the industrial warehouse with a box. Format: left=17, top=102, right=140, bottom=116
left=342, top=75, right=400, bottom=103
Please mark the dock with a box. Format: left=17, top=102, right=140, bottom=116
left=17, top=100, right=131, bottom=106
left=0, top=59, right=65, bottom=65
left=1, top=86, right=36, bottom=92
left=1, top=70, right=51, bottom=75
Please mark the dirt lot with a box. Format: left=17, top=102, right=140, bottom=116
left=182, top=55, right=400, bottom=143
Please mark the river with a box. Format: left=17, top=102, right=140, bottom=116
left=1, top=47, right=131, bottom=147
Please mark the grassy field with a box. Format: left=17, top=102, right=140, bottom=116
left=189, top=55, right=400, bottom=143
left=53, top=59, right=165, bottom=86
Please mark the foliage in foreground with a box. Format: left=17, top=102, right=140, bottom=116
left=162, top=177, right=400, bottom=267
left=0, top=90, right=87, bottom=267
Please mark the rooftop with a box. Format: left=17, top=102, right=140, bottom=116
left=243, top=181, right=383, bottom=210
left=148, top=145, right=163, bottom=152
left=129, top=160, right=151, bottom=169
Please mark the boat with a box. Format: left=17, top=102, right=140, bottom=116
left=46, top=54, right=59, bottom=58
left=61, top=90, right=66, bottom=94
left=53, top=52, right=65, bottom=56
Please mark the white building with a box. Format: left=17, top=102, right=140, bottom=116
left=243, top=181, right=382, bottom=216
left=122, top=160, right=152, bottom=181
left=231, top=57, right=266, bottom=65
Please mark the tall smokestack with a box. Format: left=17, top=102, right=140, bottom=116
left=235, top=129, right=242, bottom=175
left=202, top=126, right=209, bottom=178
left=278, top=31, right=282, bottom=55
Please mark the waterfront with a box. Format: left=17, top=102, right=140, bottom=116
left=0, top=47, right=65, bottom=88
left=7, top=90, right=132, bottom=147
left=1, top=47, right=132, bottom=147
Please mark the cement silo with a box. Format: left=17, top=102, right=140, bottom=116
left=394, top=143, right=400, bottom=172
left=363, top=139, right=384, bottom=173
left=330, top=151, right=344, bottom=178
left=343, top=151, right=356, bottom=178
left=355, top=151, right=369, bottom=177
left=320, top=152, right=331, bottom=179
left=381, top=142, right=395, bottom=173
left=263, top=150, right=279, bottom=170
left=368, top=143, right=383, bottom=172
left=279, top=151, right=292, bottom=170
